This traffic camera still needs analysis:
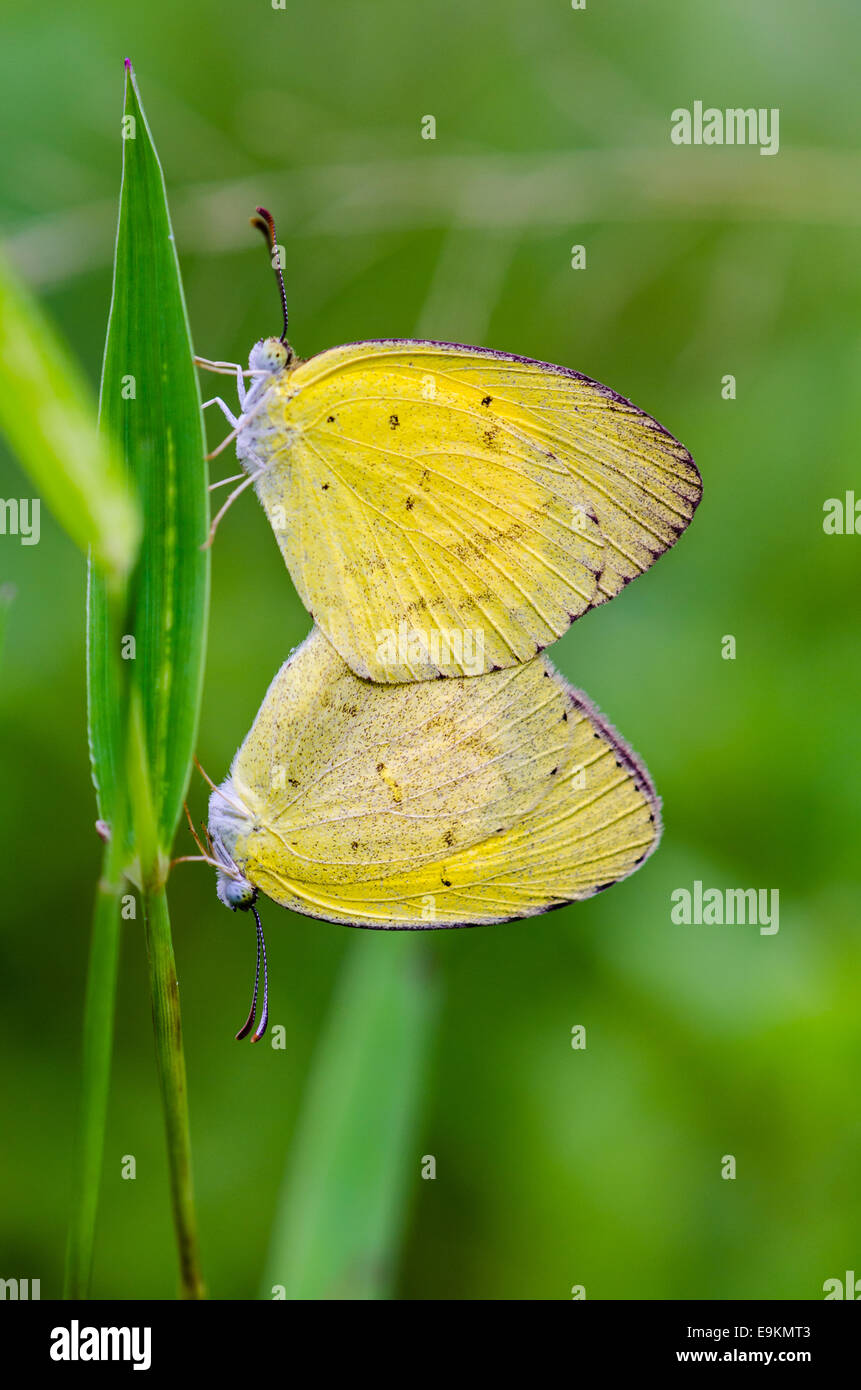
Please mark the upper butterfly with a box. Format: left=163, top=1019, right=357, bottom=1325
left=198, top=209, right=702, bottom=684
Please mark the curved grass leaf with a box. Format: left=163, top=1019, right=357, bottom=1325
left=0, top=251, right=139, bottom=583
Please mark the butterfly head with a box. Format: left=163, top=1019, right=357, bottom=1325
left=248, top=336, right=293, bottom=375
left=207, top=786, right=269, bottom=1040
left=208, top=779, right=258, bottom=912
left=207, top=788, right=269, bottom=1042
left=216, top=866, right=257, bottom=911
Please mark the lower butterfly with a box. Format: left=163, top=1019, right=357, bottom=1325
left=197, top=210, right=702, bottom=684
left=189, top=628, right=661, bottom=1038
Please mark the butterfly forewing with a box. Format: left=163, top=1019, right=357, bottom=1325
left=245, top=339, right=700, bottom=682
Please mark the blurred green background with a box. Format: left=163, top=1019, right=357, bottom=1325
left=1, top=0, right=859, bottom=1299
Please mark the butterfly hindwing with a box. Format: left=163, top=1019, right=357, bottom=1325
left=212, top=629, right=661, bottom=927
left=228, top=627, right=574, bottom=885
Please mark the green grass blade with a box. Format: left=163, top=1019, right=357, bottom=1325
left=0, top=250, right=139, bottom=584
left=89, top=58, right=208, bottom=851
left=86, top=573, right=129, bottom=831
left=261, top=935, right=439, bottom=1300
left=71, top=59, right=209, bottom=1298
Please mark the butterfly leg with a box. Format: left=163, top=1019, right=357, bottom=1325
left=194, top=355, right=246, bottom=374
left=205, top=424, right=243, bottom=461
left=202, top=396, right=239, bottom=429
left=209, top=471, right=247, bottom=493
left=235, top=364, right=248, bottom=412
left=201, top=467, right=262, bottom=548
left=207, top=399, right=277, bottom=461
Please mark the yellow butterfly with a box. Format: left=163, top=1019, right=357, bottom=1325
left=195, top=627, right=661, bottom=1038
left=198, top=210, right=701, bottom=684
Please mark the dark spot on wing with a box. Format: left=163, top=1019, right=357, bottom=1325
left=321, top=482, right=330, bottom=490
left=405, top=496, right=415, bottom=510
left=441, top=877, right=452, bottom=887
left=389, top=413, right=400, bottom=429
left=326, top=415, right=335, bottom=423
left=481, top=395, right=492, bottom=406
left=442, top=829, right=455, bottom=847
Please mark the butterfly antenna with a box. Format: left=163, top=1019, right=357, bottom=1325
left=234, top=911, right=261, bottom=1041
left=251, top=206, right=289, bottom=345
left=250, top=906, right=269, bottom=1043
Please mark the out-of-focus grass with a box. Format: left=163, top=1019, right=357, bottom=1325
left=0, top=251, right=138, bottom=582
left=0, top=585, right=15, bottom=671
left=263, top=935, right=438, bottom=1299
left=0, top=238, right=140, bottom=1301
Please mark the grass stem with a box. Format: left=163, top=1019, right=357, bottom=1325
left=63, top=851, right=123, bottom=1298
left=142, top=883, right=205, bottom=1299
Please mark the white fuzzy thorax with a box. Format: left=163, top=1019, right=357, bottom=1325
left=234, top=340, right=295, bottom=478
